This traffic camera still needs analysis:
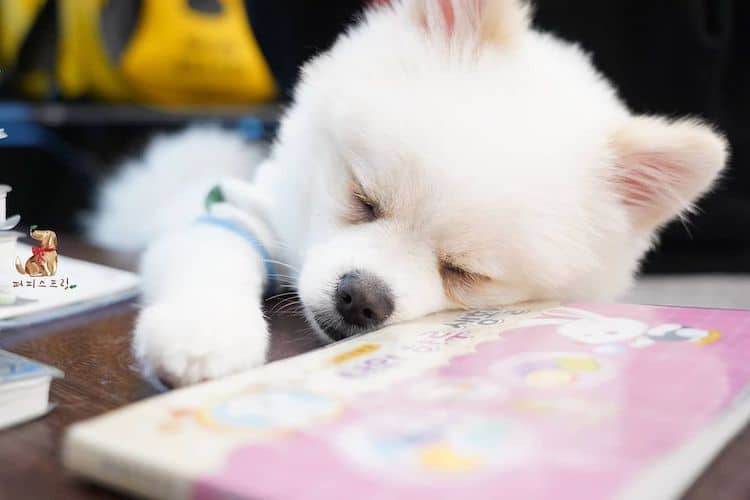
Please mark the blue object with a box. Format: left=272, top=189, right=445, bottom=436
left=0, top=123, right=48, bottom=147
left=0, top=102, right=33, bottom=123
left=0, top=349, right=63, bottom=383
left=195, top=214, right=277, bottom=296
left=236, top=117, right=266, bottom=141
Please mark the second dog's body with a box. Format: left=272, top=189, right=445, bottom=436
left=90, top=0, right=728, bottom=387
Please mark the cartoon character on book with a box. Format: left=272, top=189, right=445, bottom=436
left=491, top=352, right=613, bottom=390
left=335, top=411, right=534, bottom=479
left=518, top=307, right=720, bottom=348
left=164, top=385, right=341, bottom=435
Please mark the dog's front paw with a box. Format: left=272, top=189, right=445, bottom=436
left=133, top=300, right=269, bottom=387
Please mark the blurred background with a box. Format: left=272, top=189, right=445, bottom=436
left=1, top=0, right=748, bottom=275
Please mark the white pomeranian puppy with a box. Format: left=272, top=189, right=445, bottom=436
left=89, top=0, right=728, bottom=386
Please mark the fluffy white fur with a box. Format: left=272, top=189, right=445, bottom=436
left=85, top=126, right=266, bottom=251
left=89, top=0, right=728, bottom=387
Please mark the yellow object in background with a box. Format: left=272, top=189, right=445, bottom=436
left=0, top=0, right=45, bottom=66
left=121, top=0, right=276, bottom=105
left=1, top=0, right=277, bottom=105
left=57, top=0, right=131, bottom=101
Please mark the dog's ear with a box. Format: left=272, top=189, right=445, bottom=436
left=408, top=0, right=531, bottom=47
left=610, top=116, right=728, bottom=232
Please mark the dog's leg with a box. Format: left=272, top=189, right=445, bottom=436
left=47, top=256, right=57, bottom=276
left=134, top=220, right=274, bottom=387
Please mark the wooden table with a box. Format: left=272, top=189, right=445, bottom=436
left=0, top=240, right=748, bottom=500
left=0, top=239, right=321, bottom=499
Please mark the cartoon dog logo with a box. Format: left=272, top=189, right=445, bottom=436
left=519, top=307, right=720, bottom=348
left=16, top=229, right=58, bottom=277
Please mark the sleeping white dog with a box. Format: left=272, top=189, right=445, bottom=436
left=89, top=0, right=728, bottom=386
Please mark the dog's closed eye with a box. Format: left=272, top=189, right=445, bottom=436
left=344, top=181, right=382, bottom=224
left=440, top=260, right=490, bottom=302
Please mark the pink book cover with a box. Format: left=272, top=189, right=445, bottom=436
left=64, top=303, right=750, bottom=500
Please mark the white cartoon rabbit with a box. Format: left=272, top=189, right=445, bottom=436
left=518, top=307, right=719, bottom=348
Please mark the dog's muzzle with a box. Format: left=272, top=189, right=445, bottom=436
left=313, top=270, right=394, bottom=341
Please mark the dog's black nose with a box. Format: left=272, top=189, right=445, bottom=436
left=335, top=271, right=394, bottom=330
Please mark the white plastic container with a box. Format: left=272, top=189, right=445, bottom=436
left=0, top=185, right=22, bottom=304
left=0, top=185, right=9, bottom=222
left=0, top=232, right=22, bottom=304
left=0, top=185, right=20, bottom=230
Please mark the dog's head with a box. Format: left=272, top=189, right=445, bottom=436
left=281, top=0, right=727, bottom=341
left=31, top=229, right=58, bottom=249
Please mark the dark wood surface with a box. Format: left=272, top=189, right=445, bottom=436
left=0, top=238, right=321, bottom=500
left=0, top=239, right=748, bottom=500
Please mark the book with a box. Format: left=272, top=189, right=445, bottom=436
left=0, top=244, right=139, bottom=329
left=0, top=349, right=63, bottom=430
left=63, top=303, right=750, bottom=500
